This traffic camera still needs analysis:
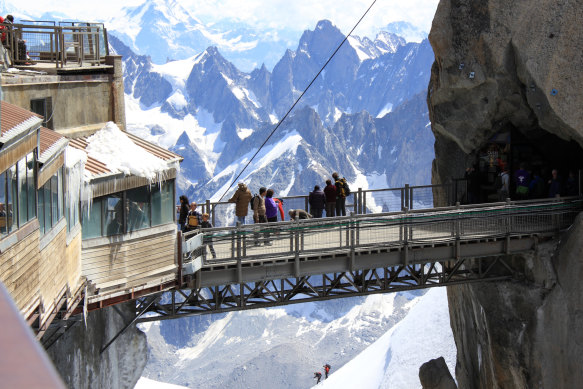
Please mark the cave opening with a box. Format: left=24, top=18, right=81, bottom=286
left=466, top=126, right=583, bottom=203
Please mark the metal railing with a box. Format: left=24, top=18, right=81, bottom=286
left=1, top=21, right=109, bottom=68
left=196, top=180, right=468, bottom=228
left=185, top=197, right=583, bottom=266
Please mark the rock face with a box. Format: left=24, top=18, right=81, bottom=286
left=419, top=357, right=457, bottom=389
left=428, top=0, right=583, bottom=388
left=46, top=302, right=147, bottom=389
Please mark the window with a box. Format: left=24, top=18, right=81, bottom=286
left=1, top=153, right=37, bottom=237
left=82, top=198, right=102, bottom=239
left=152, top=181, right=174, bottom=226
left=127, top=187, right=150, bottom=232
left=30, top=98, right=53, bottom=129
left=81, top=180, right=175, bottom=239
left=38, top=166, right=65, bottom=236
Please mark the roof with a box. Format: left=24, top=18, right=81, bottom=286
left=0, top=101, right=43, bottom=143
left=67, top=130, right=183, bottom=180
left=39, top=127, right=68, bottom=164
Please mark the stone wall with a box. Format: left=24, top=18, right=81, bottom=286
left=428, top=0, right=583, bottom=387
left=46, top=302, right=147, bottom=389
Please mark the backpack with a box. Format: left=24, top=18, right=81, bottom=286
left=188, top=214, right=199, bottom=227
left=337, top=178, right=351, bottom=197
left=250, top=194, right=259, bottom=210
left=342, top=178, right=351, bottom=196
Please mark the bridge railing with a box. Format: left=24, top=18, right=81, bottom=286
left=186, top=197, right=583, bottom=266
left=197, top=180, right=468, bottom=227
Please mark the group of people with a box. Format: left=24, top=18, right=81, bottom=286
left=176, top=172, right=352, bottom=251
left=226, top=172, right=351, bottom=227
left=313, top=363, right=332, bottom=384
left=177, top=195, right=216, bottom=257
left=1, top=14, right=31, bottom=66
left=466, top=164, right=579, bottom=203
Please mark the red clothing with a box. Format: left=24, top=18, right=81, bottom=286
left=324, top=184, right=337, bottom=202
left=274, top=198, right=285, bottom=220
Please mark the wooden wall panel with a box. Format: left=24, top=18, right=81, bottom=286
left=81, top=230, right=177, bottom=295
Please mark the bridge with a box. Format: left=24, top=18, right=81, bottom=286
left=33, top=192, right=583, bottom=349
left=134, top=197, right=580, bottom=323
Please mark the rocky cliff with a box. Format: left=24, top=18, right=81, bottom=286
left=427, top=0, right=583, bottom=387
left=47, top=302, right=147, bottom=389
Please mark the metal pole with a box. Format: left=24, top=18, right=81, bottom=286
left=294, top=217, right=300, bottom=277
left=350, top=212, right=355, bottom=271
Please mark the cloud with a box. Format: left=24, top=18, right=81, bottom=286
left=179, top=0, right=439, bottom=38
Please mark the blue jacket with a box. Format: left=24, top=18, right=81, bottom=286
left=265, top=197, right=278, bottom=219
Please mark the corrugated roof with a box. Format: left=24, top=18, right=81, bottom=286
left=0, top=101, right=42, bottom=142
left=67, top=131, right=183, bottom=180
left=39, top=127, right=68, bottom=163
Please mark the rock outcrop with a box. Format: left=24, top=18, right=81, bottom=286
left=419, top=357, right=457, bottom=389
left=46, top=302, right=147, bottom=389
left=428, top=0, right=583, bottom=388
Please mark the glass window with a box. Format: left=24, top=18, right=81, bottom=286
left=82, top=198, right=102, bottom=239
left=57, top=167, right=63, bottom=219
left=26, top=153, right=36, bottom=221
left=43, top=184, right=51, bottom=233
left=51, top=174, right=58, bottom=225
left=105, top=195, right=123, bottom=236
left=8, top=166, right=17, bottom=232
left=38, top=185, right=45, bottom=236
left=127, top=187, right=150, bottom=232
left=152, top=181, right=174, bottom=226
left=0, top=172, right=6, bottom=235
left=18, top=158, right=28, bottom=226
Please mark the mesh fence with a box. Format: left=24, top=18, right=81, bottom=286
left=191, top=199, right=583, bottom=265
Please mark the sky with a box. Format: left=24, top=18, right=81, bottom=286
left=5, top=0, right=440, bottom=40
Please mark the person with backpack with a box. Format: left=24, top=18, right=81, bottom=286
left=332, top=172, right=350, bottom=216
left=252, top=187, right=268, bottom=246
left=514, top=163, right=530, bottom=200
left=324, top=179, right=336, bottom=217
left=228, top=182, right=252, bottom=225
left=323, top=363, right=331, bottom=379
left=185, top=202, right=202, bottom=232
left=308, top=185, right=326, bottom=218
left=314, top=372, right=322, bottom=384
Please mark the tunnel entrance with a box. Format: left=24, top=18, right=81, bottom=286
left=466, top=127, right=583, bottom=203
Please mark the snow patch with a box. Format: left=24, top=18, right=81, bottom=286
left=86, top=122, right=172, bottom=183
left=376, top=103, right=393, bottom=118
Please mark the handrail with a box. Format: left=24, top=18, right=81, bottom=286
left=1, top=21, right=109, bottom=68
left=182, top=197, right=583, bottom=266
left=194, top=181, right=468, bottom=226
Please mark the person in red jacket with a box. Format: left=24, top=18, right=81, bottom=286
left=273, top=197, right=285, bottom=220
left=323, top=179, right=337, bottom=217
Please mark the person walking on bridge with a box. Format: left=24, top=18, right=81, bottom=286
left=229, top=182, right=252, bottom=225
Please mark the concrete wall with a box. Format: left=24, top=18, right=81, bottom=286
left=2, top=75, right=113, bottom=137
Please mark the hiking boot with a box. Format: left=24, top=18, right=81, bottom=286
left=264, top=242, right=273, bottom=246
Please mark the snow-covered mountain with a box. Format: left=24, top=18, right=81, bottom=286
left=111, top=19, right=435, bottom=211
left=136, top=289, right=455, bottom=389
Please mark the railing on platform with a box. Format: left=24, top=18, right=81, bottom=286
left=184, top=197, right=583, bottom=267
left=196, top=180, right=468, bottom=227
left=1, top=21, right=109, bottom=68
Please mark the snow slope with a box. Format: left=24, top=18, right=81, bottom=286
left=314, top=287, right=455, bottom=389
